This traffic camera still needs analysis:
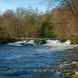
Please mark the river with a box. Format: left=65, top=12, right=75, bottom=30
left=0, top=44, right=78, bottom=78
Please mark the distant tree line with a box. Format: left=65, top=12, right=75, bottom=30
left=0, top=0, right=78, bottom=43
left=0, top=8, right=57, bottom=43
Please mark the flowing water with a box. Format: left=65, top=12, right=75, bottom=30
left=0, top=44, right=78, bottom=78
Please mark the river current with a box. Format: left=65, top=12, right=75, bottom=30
left=0, top=44, right=78, bottom=78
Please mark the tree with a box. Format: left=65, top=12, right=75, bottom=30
left=46, top=0, right=78, bottom=15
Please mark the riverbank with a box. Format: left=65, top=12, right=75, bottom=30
left=0, top=7, right=78, bottom=45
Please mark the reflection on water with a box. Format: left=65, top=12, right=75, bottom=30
left=0, top=44, right=78, bottom=78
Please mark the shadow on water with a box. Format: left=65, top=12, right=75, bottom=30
left=0, top=44, right=78, bottom=78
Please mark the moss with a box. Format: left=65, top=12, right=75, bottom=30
left=34, top=39, right=46, bottom=45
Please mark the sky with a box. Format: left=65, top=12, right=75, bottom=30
left=0, top=0, right=63, bottom=13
